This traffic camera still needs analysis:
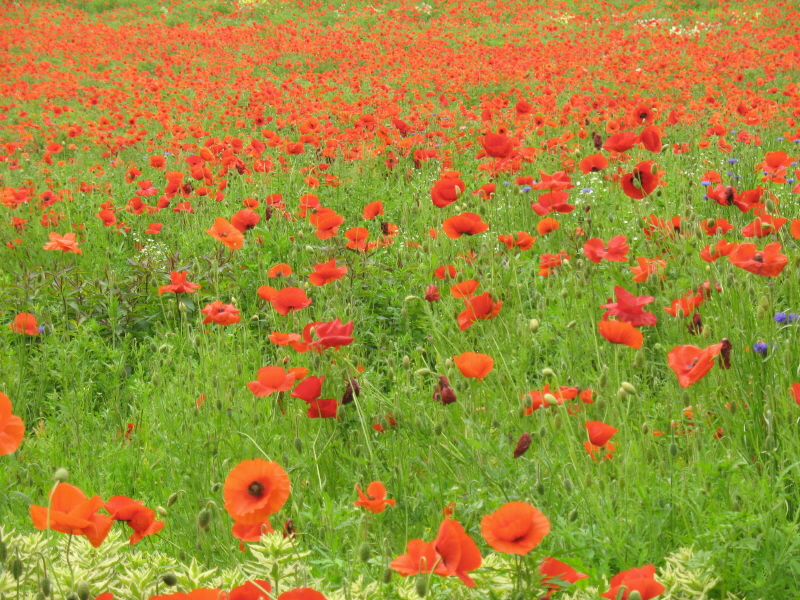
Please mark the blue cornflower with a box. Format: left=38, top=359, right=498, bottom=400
left=581, top=188, right=592, bottom=194
left=753, top=342, right=768, bottom=356
left=727, top=158, right=739, bottom=164
left=701, top=181, right=711, bottom=187
left=520, top=186, right=531, bottom=193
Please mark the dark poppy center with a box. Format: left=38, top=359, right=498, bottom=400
left=753, top=253, right=764, bottom=263
left=639, top=112, right=648, bottom=119
left=248, top=481, right=265, bottom=497
left=591, top=166, right=599, bottom=172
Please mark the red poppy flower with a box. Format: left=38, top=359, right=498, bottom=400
left=277, top=589, right=326, bottom=600
left=481, top=132, right=515, bottom=159
left=583, top=235, right=629, bottom=263
left=232, top=520, right=274, bottom=551
left=700, top=239, right=738, bottom=263
left=699, top=218, right=734, bottom=236
left=531, top=170, right=574, bottom=191
left=579, top=153, right=608, bottom=173
left=481, top=502, right=550, bottom=555
left=540, top=557, right=589, bottom=593
left=536, top=218, right=560, bottom=236
left=105, top=496, right=165, bottom=544
left=248, top=367, right=302, bottom=397
left=530, top=191, right=575, bottom=216
left=206, top=217, right=244, bottom=250
left=258, top=286, right=313, bottom=315
left=667, top=343, right=723, bottom=388
left=434, top=265, right=457, bottom=279
left=638, top=125, right=662, bottom=152
left=442, top=213, right=489, bottom=238
left=430, top=175, right=465, bottom=208
left=598, top=320, right=643, bottom=349
left=10, top=312, right=39, bottom=336
left=630, top=256, right=666, bottom=283
left=306, top=318, right=354, bottom=351
left=200, top=301, right=241, bottom=325
left=308, top=208, right=345, bottom=240
left=450, top=280, right=479, bottom=298
left=309, top=259, right=347, bottom=286
left=601, top=565, right=665, bottom=600
left=457, top=292, right=502, bottom=330
left=523, top=385, right=580, bottom=413
left=363, top=201, right=384, bottom=220
left=43, top=232, right=82, bottom=254
left=230, top=580, right=272, bottom=600
left=497, top=231, right=536, bottom=250
left=741, top=214, right=787, bottom=238
left=223, top=459, right=291, bottom=525
left=603, top=131, right=639, bottom=152
left=453, top=352, right=494, bottom=380
left=150, top=590, right=221, bottom=600
left=663, top=292, right=704, bottom=317
left=231, top=209, right=261, bottom=232
left=158, top=271, right=201, bottom=295
left=268, top=263, right=293, bottom=278
left=0, top=392, right=25, bottom=455
left=145, top=223, right=162, bottom=235
left=790, top=383, right=800, bottom=406
left=354, top=481, right=396, bottom=514
left=728, top=243, right=787, bottom=277
left=433, top=375, right=458, bottom=405
left=30, top=484, right=113, bottom=548
left=344, top=226, right=370, bottom=250
left=473, top=183, right=496, bottom=199
left=621, top=161, right=659, bottom=199
left=600, top=286, right=657, bottom=327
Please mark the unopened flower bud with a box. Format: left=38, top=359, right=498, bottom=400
left=41, top=577, right=51, bottom=597
left=633, top=350, right=645, bottom=369
left=621, top=382, right=637, bottom=395
left=544, top=393, right=559, bottom=407
left=53, top=468, right=69, bottom=483
left=167, top=492, right=180, bottom=507
left=157, top=506, right=167, bottom=517
left=161, top=573, right=178, bottom=587
left=529, top=318, right=540, bottom=333
left=538, top=426, right=547, bottom=438
left=196, top=508, right=212, bottom=530
left=382, top=567, right=393, bottom=584
left=617, top=387, right=628, bottom=401
left=569, top=508, right=579, bottom=522
left=402, top=355, right=411, bottom=369
left=358, top=541, right=372, bottom=562
left=10, top=557, right=24, bottom=581
left=536, top=480, right=546, bottom=495
left=628, top=591, right=643, bottom=600
left=415, top=368, right=432, bottom=376
left=76, top=581, right=91, bottom=600
left=513, top=432, right=532, bottom=458
left=641, top=422, right=650, bottom=435
left=415, top=576, right=428, bottom=597
left=211, top=482, right=221, bottom=493
left=563, top=478, right=573, bottom=494
left=669, top=443, right=679, bottom=457
left=542, top=367, right=555, bottom=377
left=566, top=320, right=576, bottom=329
left=294, top=437, right=303, bottom=453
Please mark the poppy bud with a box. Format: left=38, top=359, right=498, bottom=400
left=415, top=576, right=428, bottom=597
left=559, top=287, right=569, bottom=299
left=633, top=350, right=645, bottom=369
left=161, top=573, right=178, bottom=587
left=211, top=482, right=221, bottom=493
left=294, top=437, right=303, bottom=453
left=53, top=468, right=69, bottom=483
left=10, top=557, right=24, bottom=581
left=764, top=435, right=775, bottom=451
left=566, top=320, right=576, bottom=329
left=424, top=284, right=440, bottom=302
left=669, top=443, right=679, bottom=457
left=41, top=577, right=51, bottom=597
left=617, top=387, right=627, bottom=401
left=756, top=306, right=766, bottom=320
left=529, top=318, right=539, bottom=333
left=445, top=358, right=453, bottom=369
left=157, top=506, right=167, bottom=517
left=536, top=480, right=545, bottom=495
left=621, top=382, right=637, bottom=395
left=719, top=338, right=732, bottom=369
left=434, top=424, right=443, bottom=436
left=732, top=494, right=742, bottom=512
left=402, top=355, right=411, bottom=369
left=569, top=508, right=579, bottom=522
left=196, top=508, right=212, bottom=530
left=541, top=367, right=555, bottom=377
left=544, top=393, right=558, bottom=407
left=553, top=414, right=562, bottom=429
left=628, top=592, right=643, bottom=600
left=598, top=367, right=608, bottom=389
left=416, top=368, right=432, bottom=376
left=641, top=422, right=650, bottom=435
left=358, top=541, right=372, bottom=562
left=701, top=324, right=711, bottom=338
left=513, top=432, right=531, bottom=458
left=167, top=492, right=180, bottom=507
left=563, top=477, right=573, bottom=494
left=404, top=295, right=419, bottom=302
left=76, top=582, right=91, bottom=600
left=381, top=568, right=393, bottom=584
left=0, top=540, right=5, bottom=565
left=539, top=426, right=547, bottom=438
left=66, top=594, right=79, bottom=600
left=728, top=401, right=737, bottom=416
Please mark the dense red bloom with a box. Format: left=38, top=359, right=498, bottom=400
left=536, top=218, right=560, bottom=236
left=200, top=301, right=241, bottom=325
left=663, top=291, right=704, bottom=317
left=269, top=263, right=293, bottom=278
left=457, top=292, right=502, bottom=330
left=206, top=217, right=244, bottom=250
left=0, top=392, right=25, bottom=455
left=621, top=161, right=659, bottom=199
left=630, top=256, right=666, bottom=282
left=105, top=496, right=165, bottom=544
left=538, top=250, right=569, bottom=276
left=700, top=239, right=738, bottom=263
left=43, top=232, right=82, bottom=254
left=481, top=502, right=550, bottom=555
left=790, top=383, right=800, bottom=406
left=309, top=259, right=348, bottom=286
left=531, top=191, right=575, bottom=216
left=354, top=481, right=396, bottom=514
left=450, top=280, right=479, bottom=298
left=741, top=214, right=787, bottom=238
left=425, top=284, right=441, bottom=302
left=278, top=589, right=326, bottom=600
left=453, top=352, right=494, bottom=379
left=498, top=231, right=536, bottom=250
left=579, top=153, right=608, bottom=173
left=601, top=565, right=665, bottom=600
left=229, top=580, right=272, bottom=600
left=10, top=312, right=39, bottom=335
left=231, top=209, right=261, bottom=232
left=699, top=218, right=734, bottom=236
left=540, top=557, right=588, bottom=594
left=30, top=484, right=113, bottom=548
left=604, top=131, right=639, bottom=152
left=442, top=213, right=489, bottom=238
left=600, top=286, right=657, bottom=327
left=248, top=366, right=303, bottom=397
left=309, top=208, right=345, bottom=239
left=531, top=170, right=574, bottom=191
left=431, top=175, right=465, bottom=208
left=481, top=132, right=515, bottom=158
left=258, top=286, right=313, bottom=315
left=362, top=200, right=384, bottom=220
left=583, top=235, right=629, bottom=263
left=158, top=271, right=201, bottom=295
left=433, top=375, right=458, bottom=405
left=728, top=243, right=787, bottom=277
left=598, top=320, right=643, bottom=349
left=223, top=459, right=291, bottom=525
left=668, top=343, right=723, bottom=388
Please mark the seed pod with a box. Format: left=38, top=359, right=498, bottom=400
left=566, top=320, right=577, bottom=329
left=513, top=433, right=532, bottom=458
left=358, top=542, right=372, bottom=563
left=196, top=508, right=212, bottom=530
left=76, top=582, right=91, bottom=600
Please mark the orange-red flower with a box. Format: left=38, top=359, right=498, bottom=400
left=278, top=589, right=326, bottom=600
left=583, top=235, right=629, bottom=263
left=200, top=301, right=241, bottom=325
left=223, top=459, right=291, bottom=525
left=579, top=153, right=608, bottom=173
left=247, top=366, right=304, bottom=397
left=354, top=481, right=396, bottom=514
left=344, top=226, right=370, bottom=250
left=258, top=286, right=313, bottom=315
left=453, top=352, right=494, bottom=380
left=206, top=217, right=244, bottom=250
left=363, top=201, right=384, bottom=220
left=667, top=343, right=723, bottom=388
left=630, top=256, right=666, bottom=282
left=536, top=218, right=560, bottom=236
left=601, top=565, right=665, bottom=600
left=598, top=320, right=643, bottom=349
left=540, top=557, right=589, bottom=594
left=309, top=208, right=345, bottom=239
left=728, top=242, right=787, bottom=277
left=457, top=292, right=502, bottom=330
left=480, top=502, right=550, bottom=555
left=430, top=174, right=465, bottom=208
left=0, top=392, right=25, bottom=455
left=442, top=213, right=489, bottom=238
left=497, top=231, right=535, bottom=250
left=158, top=271, right=201, bottom=295
left=230, top=580, right=272, bottom=600
left=231, top=209, right=261, bottom=232
left=105, top=496, right=165, bottom=544
left=309, top=259, right=347, bottom=286
left=10, top=312, right=39, bottom=336
left=531, top=191, right=574, bottom=216
left=268, top=263, right=293, bottom=278
left=600, top=286, right=656, bottom=327
left=43, top=231, right=82, bottom=254
left=621, top=161, right=659, bottom=199
left=450, top=280, right=479, bottom=298
left=30, top=483, right=113, bottom=548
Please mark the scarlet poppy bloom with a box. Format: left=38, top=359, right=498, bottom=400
left=497, top=231, right=536, bottom=250
left=598, top=320, right=643, bottom=349
left=354, top=481, right=396, bottom=514
left=433, top=375, right=458, bottom=405
left=150, top=590, right=221, bottom=600
left=583, top=235, right=629, bottom=263
left=309, top=208, right=345, bottom=239
left=639, top=125, right=662, bottom=152
left=43, top=232, right=82, bottom=254
left=728, top=243, right=787, bottom=277
left=601, top=565, right=665, bottom=600
left=0, top=392, right=25, bottom=455
left=663, top=292, right=704, bottom=317
left=223, top=459, right=291, bottom=525
left=158, top=271, right=201, bottom=295
left=269, top=263, right=293, bottom=278
left=10, top=312, right=39, bottom=336
left=700, top=239, right=738, bottom=263
left=231, top=209, right=261, bottom=232
left=481, top=502, right=550, bottom=555
left=458, top=292, right=502, bottom=330
left=603, top=131, right=639, bottom=153
left=434, top=265, right=457, bottom=279
left=790, top=383, right=800, bottom=406
left=540, top=557, right=589, bottom=594
left=453, top=352, right=494, bottom=380
left=391, top=539, right=449, bottom=578
left=442, top=213, right=489, bottom=238
left=145, top=223, right=162, bottom=235
left=523, top=385, right=579, bottom=413
left=536, top=218, right=560, bottom=236
left=531, top=191, right=575, bottom=216
left=600, top=286, right=656, bottom=327
left=206, top=217, right=244, bottom=250
left=621, top=161, right=659, bottom=199
left=741, top=214, right=788, bottom=238
left=450, top=280, right=479, bottom=298
left=105, top=496, right=165, bottom=544
left=230, top=580, right=272, bottom=600
left=630, top=256, right=666, bottom=283
left=232, top=520, right=274, bottom=551
left=309, top=259, right=347, bottom=286
left=258, top=286, right=313, bottom=315
left=363, top=201, right=384, bottom=220
left=481, top=132, right=515, bottom=158
left=473, top=183, right=496, bottom=199
left=531, top=170, right=574, bottom=191
left=306, top=318, right=354, bottom=351
left=579, top=153, right=608, bottom=174
left=433, top=517, right=483, bottom=586
left=425, top=284, right=441, bottom=302
left=586, top=421, right=618, bottom=447
left=790, top=219, right=800, bottom=240
left=667, top=344, right=723, bottom=388
left=200, top=301, right=241, bottom=325
left=278, top=589, right=326, bottom=600
left=248, top=367, right=302, bottom=397
left=344, top=226, right=370, bottom=251
left=30, top=483, right=113, bottom=548
left=430, top=176, right=465, bottom=208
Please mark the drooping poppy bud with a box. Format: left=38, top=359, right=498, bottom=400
left=513, top=433, right=532, bottom=458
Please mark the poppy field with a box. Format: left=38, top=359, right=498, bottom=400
left=2, top=0, right=800, bottom=598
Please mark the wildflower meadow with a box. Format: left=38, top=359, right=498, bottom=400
left=1, top=0, right=800, bottom=598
